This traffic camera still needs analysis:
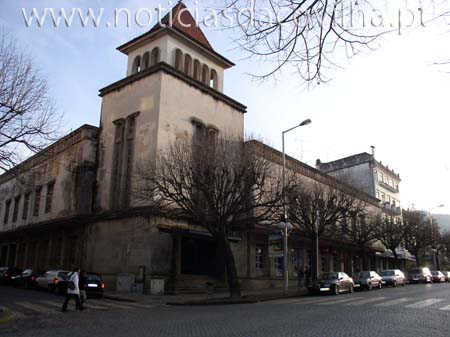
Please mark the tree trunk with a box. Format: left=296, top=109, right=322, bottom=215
left=360, top=246, right=368, bottom=271
left=312, top=235, right=319, bottom=281
left=219, top=236, right=241, bottom=298
left=392, top=250, right=400, bottom=269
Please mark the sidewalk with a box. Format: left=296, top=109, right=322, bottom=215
left=104, top=287, right=309, bottom=306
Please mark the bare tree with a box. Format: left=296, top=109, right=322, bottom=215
left=402, top=209, right=434, bottom=267
left=135, top=136, right=283, bottom=298
left=374, top=215, right=404, bottom=268
left=286, top=180, right=367, bottom=280
left=340, top=212, right=380, bottom=270
left=0, top=32, right=61, bottom=172
left=219, top=0, right=386, bottom=84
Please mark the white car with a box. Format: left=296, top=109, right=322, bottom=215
left=35, top=270, right=69, bottom=292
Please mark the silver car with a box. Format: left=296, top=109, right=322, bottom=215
left=380, top=269, right=406, bottom=287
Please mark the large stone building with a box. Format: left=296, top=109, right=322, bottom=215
left=316, top=147, right=402, bottom=218
left=0, top=3, right=399, bottom=292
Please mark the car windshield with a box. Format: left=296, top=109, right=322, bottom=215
left=381, top=270, right=394, bottom=276
left=87, top=273, right=102, bottom=282
left=408, top=269, right=422, bottom=274
left=431, top=271, right=438, bottom=275
left=58, top=272, right=68, bottom=278
left=320, top=273, right=339, bottom=280
left=358, top=272, right=370, bottom=278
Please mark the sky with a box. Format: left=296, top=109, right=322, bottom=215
left=1, top=0, right=449, bottom=215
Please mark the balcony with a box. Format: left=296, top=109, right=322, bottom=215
left=380, top=202, right=402, bottom=216
left=378, top=180, right=399, bottom=193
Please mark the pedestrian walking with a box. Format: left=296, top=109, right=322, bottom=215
left=79, top=270, right=87, bottom=307
left=62, top=267, right=84, bottom=312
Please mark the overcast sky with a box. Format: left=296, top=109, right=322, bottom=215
left=1, top=0, right=449, bottom=214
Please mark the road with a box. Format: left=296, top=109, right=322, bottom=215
left=1, top=283, right=450, bottom=337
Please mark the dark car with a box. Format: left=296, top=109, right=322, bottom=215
left=442, top=271, right=450, bottom=283
left=308, top=272, right=354, bottom=295
left=0, top=267, right=22, bottom=284
left=431, top=271, right=446, bottom=283
left=11, top=268, right=41, bottom=289
left=57, top=272, right=104, bottom=298
left=406, top=267, right=432, bottom=284
left=355, top=271, right=383, bottom=290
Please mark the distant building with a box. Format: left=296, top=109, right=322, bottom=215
left=316, top=147, right=402, bottom=217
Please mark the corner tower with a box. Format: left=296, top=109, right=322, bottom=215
left=96, top=2, right=246, bottom=211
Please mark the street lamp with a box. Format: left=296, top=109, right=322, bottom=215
left=281, top=118, right=311, bottom=292
left=429, top=204, right=444, bottom=270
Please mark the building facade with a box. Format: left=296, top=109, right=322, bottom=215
left=0, top=3, right=398, bottom=292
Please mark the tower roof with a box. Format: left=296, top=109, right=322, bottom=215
left=149, top=2, right=213, bottom=51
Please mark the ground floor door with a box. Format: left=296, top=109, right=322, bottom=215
left=181, top=236, right=217, bottom=276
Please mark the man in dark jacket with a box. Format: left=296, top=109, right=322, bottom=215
left=79, top=271, right=88, bottom=307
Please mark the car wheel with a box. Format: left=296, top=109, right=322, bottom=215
left=333, top=285, right=339, bottom=295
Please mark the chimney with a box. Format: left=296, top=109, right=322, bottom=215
left=316, top=159, right=322, bottom=169
left=370, top=145, right=375, bottom=158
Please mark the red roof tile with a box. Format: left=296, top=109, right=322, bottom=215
left=150, top=2, right=213, bottom=51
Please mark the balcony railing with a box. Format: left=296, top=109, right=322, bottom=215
left=378, top=180, right=399, bottom=193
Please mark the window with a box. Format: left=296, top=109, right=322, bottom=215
left=3, top=199, right=11, bottom=224
left=150, top=47, right=160, bottom=65
left=12, top=195, right=20, bottom=222
left=132, top=55, right=141, bottom=74
left=142, top=52, right=149, bottom=69
left=174, top=49, right=183, bottom=71
left=193, top=60, right=201, bottom=80
left=22, top=192, right=30, bottom=220
left=275, top=256, right=283, bottom=276
left=184, top=54, right=192, bottom=76
left=45, top=181, right=55, bottom=213
left=210, top=69, right=218, bottom=89
left=381, top=193, right=385, bottom=202
left=376, top=190, right=380, bottom=200
left=201, top=64, right=209, bottom=84
left=291, top=248, right=298, bottom=276
left=111, top=120, right=125, bottom=209
left=33, top=186, right=42, bottom=216
left=256, top=246, right=264, bottom=270
left=379, top=173, right=383, bottom=182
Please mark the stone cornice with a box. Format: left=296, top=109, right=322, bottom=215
left=99, top=62, right=247, bottom=113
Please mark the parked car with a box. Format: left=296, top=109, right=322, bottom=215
left=380, top=269, right=406, bottom=287
left=35, top=270, right=69, bottom=292
left=431, top=271, right=446, bottom=283
left=308, top=272, right=354, bottom=295
left=355, top=271, right=383, bottom=290
left=57, top=272, right=104, bottom=298
left=406, top=267, right=433, bottom=284
left=11, top=269, right=41, bottom=289
left=0, top=267, right=22, bottom=284
left=442, top=271, right=450, bottom=283
left=0, top=267, right=8, bottom=277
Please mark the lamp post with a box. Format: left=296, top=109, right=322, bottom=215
left=281, top=119, right=311, bottom=292
left=429, top=204, right=444, bottom=270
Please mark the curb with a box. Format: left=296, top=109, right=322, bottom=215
left=103, top=294, right=137, bottom=303
left=167, top=292, right=308, bottom=306
left=0, top=308, right=14, bottom=325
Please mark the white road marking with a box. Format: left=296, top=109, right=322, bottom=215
left=405, top=298, right=444, bottom=308
left=16, top=301, right=60, bottom=314
left=317, top=297, right=357, bottom=305
left=374, top=298, right=412, bottom=307
left=439, top=304, right=450, bottom=311
left=89, top=299, right=135, bottom=309
left=345, top=297, right=387, bottom=306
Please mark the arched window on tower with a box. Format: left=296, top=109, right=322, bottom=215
left=132, top=55, right=141, bottom=74
left=193, top=60, right=201, bottom=81
left=174, top=49, right=183, bottom=71
left=184, top=54, right=192, bottom=77
left=202, top=64, right=209, bottom=85
left=150, top=47, right=160, bottom=65
left=210, top=69, right=218, bottom=90
left=142, top=52, right=149, bottom=70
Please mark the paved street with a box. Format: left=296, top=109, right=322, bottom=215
left=1, top=283, right=450, bottom=337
